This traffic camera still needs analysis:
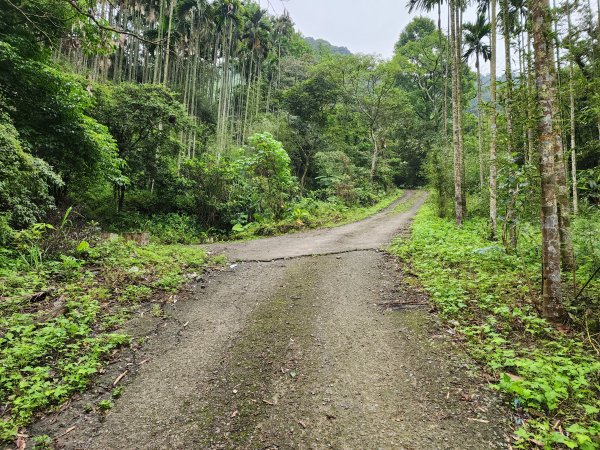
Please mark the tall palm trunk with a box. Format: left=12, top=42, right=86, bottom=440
left=255, top=58, right=262, bottom=118
left=162, top=0, right=175, bottom=85
left=436, top=0, right=447, bottom=136
left=501, top=0, right=514, bottom=154
left=531, top=0, right=564, bottom=319
left=217, top=21, right=233, bottom=153
left=489, top=0, right=498, bottom=240
left=502, top=0, right=518, bottom=250
left=450, top=0, right=465, bottom=225
left=444, top=3, right=450, bottom=141
left=567, top=0, right=578, bottom=214
left=527, top=28, right=536, bottom=164
left=153, top=0, right=164, bottom=84
left=476, top=54, right=484, bottom=190
left=552, top=0, right=568, bottom=157
left=546, top=2, right=576, bottom=273
left=457, top=7, right=466, bottom=216
left=369, top=128, right=379, bottom=180
left=243, top=52, right=255, bottom=141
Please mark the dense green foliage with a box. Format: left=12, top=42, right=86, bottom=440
left=0, top=112, right=62, bottom=228
left=0, top=1, right=430, bottom=237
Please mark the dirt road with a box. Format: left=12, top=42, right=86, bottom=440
left=31, top=190, right=509, bottom=449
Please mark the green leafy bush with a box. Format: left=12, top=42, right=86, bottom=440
left=0, top=42, right=121, bottom=204
left=181, top=133, right=296, bottom=231
left=103, top=212, right=207, bottom=245
left=0, top=111, right=63, bottom=228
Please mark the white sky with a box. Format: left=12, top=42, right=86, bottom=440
left=259, top=0, right=507, bottom=74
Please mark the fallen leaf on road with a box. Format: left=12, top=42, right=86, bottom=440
left=15, top=433, right=27, bottom=450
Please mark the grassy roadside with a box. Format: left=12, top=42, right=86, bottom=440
left=389, top=202, right=600, bottom=449
left=0, top=231, right=217, bottom=443
left=230, top=189, right=405, bottom=239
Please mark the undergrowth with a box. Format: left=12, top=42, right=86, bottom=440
left=0, top=229, right=211, bottom=442
left=231, top=189, right=404, bottom=239
left=389, top=202, right=600, bottom=449
left=97, top=190, right=405, bottom=244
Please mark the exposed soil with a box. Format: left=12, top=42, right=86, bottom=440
left=27, top=190, right=511, bottom=449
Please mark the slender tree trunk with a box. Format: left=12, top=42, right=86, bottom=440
left=457, top=7, right=466, bottom=215
left=266, top=76, right=273, bottom=113
left=501, top=0, right=514, bottom=154
left=444, top=4, right=450, bottom=140
left=489, top=0, right=498, bottom=239
left=162, top=0, right=175, bottom=85
left=300, top=152, right=310, bottom=192
left=444, top=4, right=450, bottom=141
left=567, top=0, right=579, bottom=214
left=552, top=0, right=568, bottom=157
left=527, top=29, right=536, bottom=164
left=519, top=23, right=529, bottom=157
left=502, top=0, right=518, bottom=250
left=370, top=128, right=379, bottom=180
left=153, top=0, right=164, bottom=84
left=531, top=0, right=564, bottom=319
left=277, top=42, right=282, bottom=91
left=243, top=53, right=255, bottom=141
left=476, top=56, right=484, bottom=190
left=546, top=4, right=576, bottom=272
left=217, top=23, right=232, bottom=153
left=450, top=0, right=465, bottom=225
left=255, top=58, right=262, bottom=118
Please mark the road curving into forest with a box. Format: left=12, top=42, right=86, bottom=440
left=30, top=190, right=510, bottom=449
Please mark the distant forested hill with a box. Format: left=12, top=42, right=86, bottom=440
left=303, top=36, right=352, bottom=55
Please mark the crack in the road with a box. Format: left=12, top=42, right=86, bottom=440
left=230, top=247, right=386, bottom=263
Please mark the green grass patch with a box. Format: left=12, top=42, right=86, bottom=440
left=0, top=237, right=211, bottom=442
left=389, top=202, right=600, bottom=449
